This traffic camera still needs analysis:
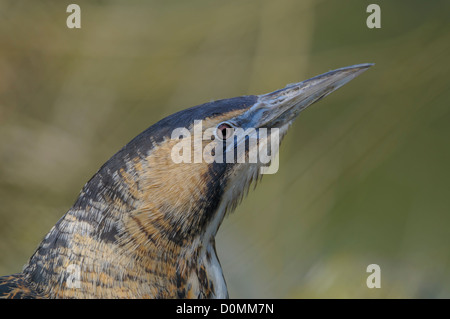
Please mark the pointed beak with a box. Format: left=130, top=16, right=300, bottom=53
left=240, top=63, right=374, bottom=129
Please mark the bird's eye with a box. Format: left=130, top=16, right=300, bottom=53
left=216, top=122, right=234, bottom=140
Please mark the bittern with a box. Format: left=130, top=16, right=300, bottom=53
left=0, top=64, right=372, bottom=298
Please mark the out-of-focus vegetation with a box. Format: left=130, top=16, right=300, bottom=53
left=1, top=0, right=449, bottom=298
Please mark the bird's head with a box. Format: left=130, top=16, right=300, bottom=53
left=82, top=63, right=373, bottom=248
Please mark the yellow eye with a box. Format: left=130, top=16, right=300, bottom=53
left=216, top=123, right=234, bottom=140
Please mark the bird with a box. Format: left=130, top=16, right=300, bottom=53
left=0, top=64, right=372, bottom=299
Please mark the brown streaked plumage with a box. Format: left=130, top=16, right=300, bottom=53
left=0, top=64, right=372, bottom=298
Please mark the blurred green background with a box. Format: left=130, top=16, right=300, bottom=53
left=1, top=0, right=449, bottom=298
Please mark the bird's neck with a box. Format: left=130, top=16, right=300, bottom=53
left=22, top=152, right=226, bottom=298
left=23, top=203, right=220, bottom=298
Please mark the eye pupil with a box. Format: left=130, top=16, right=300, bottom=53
left=217, top=123, right=233, bottom=140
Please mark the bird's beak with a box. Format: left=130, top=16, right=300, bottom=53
left=239, top=63, right=374, bottom=129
